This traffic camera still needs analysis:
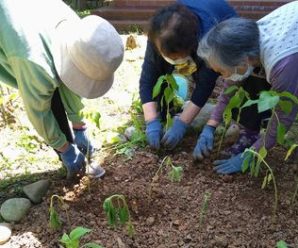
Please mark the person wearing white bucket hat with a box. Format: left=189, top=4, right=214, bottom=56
left=0, top=0, right=124, bottom=180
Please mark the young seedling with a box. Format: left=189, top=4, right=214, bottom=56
left=242, top=148, right=278, bottom=220
left=103, top=194, right=135, bottom=237
left=198, top=191, right=212, bottom=229
left=276, top=240, right=288, bottom=248
left=60, top=226, right=103, bottom=248
left=49, top=194, right=70, bottom=230
left=217, top=86, right=249, bottom=154
left=152, top=74, right=179, bottom=130
left=148, top=156, right=183, bottom=199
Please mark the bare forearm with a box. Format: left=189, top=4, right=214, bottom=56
left=142, top=102, right=158, bottom=122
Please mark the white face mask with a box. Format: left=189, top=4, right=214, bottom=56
left=225, top=65, right=254, bottom=82
left=162, top=55, right=191, bottom=65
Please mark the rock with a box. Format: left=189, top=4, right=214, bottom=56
left=214, top=235, right=228, bottom=247
left=184, top=234, right=192, bottom=243
left=146, top=217, right=155, bottom=226
left=0, top=198, right=31, bottom=222
left=190, top=103, right=216, bottom=131
left=116, top=236, right=126, bottom=248
left=124, top=126, right=137, bottom=140
left=23, top=179, right=50, bottom=204
left=224, top=124, right=240, bottom=145
left=0, top=223, right=12, bottom=245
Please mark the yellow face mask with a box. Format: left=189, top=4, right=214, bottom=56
left=174, top=57, right=197, bottom=76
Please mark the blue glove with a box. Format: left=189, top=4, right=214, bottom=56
left=193, top=125, right=216, bottom=161
left=146, top=119, right=163, bottom=149
left=73, top=128, right=94, bottom=158
left=213, top=152, right=251, bottom=174
left=161, top=118, right=188, bottom=150
left=60, top=144, right=86, bottom=180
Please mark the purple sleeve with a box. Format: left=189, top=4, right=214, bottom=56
left=210, top=79, right=234, bottom=123
left=253, top=53, right=298, bottom=151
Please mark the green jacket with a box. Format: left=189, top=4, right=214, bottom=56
left=0, top=0, right=84, bottom=149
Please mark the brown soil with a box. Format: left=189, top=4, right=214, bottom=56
left=3, top=136, right=298, bottom=248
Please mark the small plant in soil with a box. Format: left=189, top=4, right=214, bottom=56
left=49, top=194, right=70, bottom=230
left=149, top=156, right=183, bottom=199
left=198, top=191, right=212, bottom=229
left=276, top=240, right=288, bottom=248
left=60, top=226, right=103, bottom=248
left=103, top=194, right=135, bottom=237
left=153, top=74, right=179, bottom=130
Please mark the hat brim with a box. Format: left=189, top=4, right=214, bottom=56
left=57, top=34, right=114, bottom=99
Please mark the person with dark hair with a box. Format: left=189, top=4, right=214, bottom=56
left=197, top=1, right=298, bottom=174
left=139, top=0, right=237, bottom=150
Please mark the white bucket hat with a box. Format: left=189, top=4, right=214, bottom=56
left=54, top=15, right=124, bottom=99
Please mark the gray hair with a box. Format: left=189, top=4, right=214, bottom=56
left=198, top=18, right=260, bottom=70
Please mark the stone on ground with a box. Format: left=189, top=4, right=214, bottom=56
left=0, top=223, right=12, bottom=245
left=0, top=198, right=31, bottom=222
left=23, top=179, right=50, bottom=204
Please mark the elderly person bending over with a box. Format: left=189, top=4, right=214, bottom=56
left=0, top=0, right=124, bottom=180
left=195, top=1, right=298, bottom=174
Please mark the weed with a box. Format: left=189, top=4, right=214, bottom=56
left=103, top=194, right=134, bottom=237
left=49, top=194, right=70, bottom=230
left=198, top=191, right=212, bottom=229
left=243, top=148, right=278, bottom=220
left=60, top=226, right=103, bottom=248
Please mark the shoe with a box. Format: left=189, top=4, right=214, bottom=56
left=86, top=161, right=106, bottom=179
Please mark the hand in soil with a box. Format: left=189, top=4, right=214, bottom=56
left=213, top=152, right=249, bottom=174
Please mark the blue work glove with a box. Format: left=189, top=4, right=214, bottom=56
left=60, top=144, right=86, bottom=180
left=73, top=128, right=94, bottom=158
left=161, top=118, right=188, bottom=150
left=213, top=152, right=251, bottom=174
left=193, top=125, right=216, bottom=161
left=146, top=119, right=163, bottom=150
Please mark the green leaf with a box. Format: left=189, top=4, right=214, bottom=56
left=69, top=227, right=92, bottom=241
left=267, top=173, right=272, bottom=184
left=92, top=112, right=101, bottom=129
left=261, top=175, right=268, bottom=189
left=103, top=198, right=117, bottom=226
left=257, top=91, right=280, bottom=113
left=49, top=208, right=62, bottom=230
left=164, top=87, right=175, bottom=104
left=82, top=243, right=104, bottom=248
left=277, top=123, right=286, bottom=145
left=279, top=100, right=293, bottom=114
left=167, top=74, right=178, bottom=90
left=153, top=76, right=166, bottom=98
left=60, top=233, right=71, bottom=244
left=223, top=108, right=232, bottom=126
left=279, top=91, right=298, bottom=104
left=285, top=144, right=298, bottom=161
left=241, top=99, right=258, bottom=109
left=276, top=240, right=288, bottom=248
left=168, top=166, right=183, bottom=182
left=119, top=207, right=129, bottom=225
left=259, top=146, right=268, bottom=160
left=224, top=85, right=239, bottom=95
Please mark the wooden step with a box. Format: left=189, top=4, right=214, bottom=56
left=93, top=7, right=156, bottom=20
left=109, top=20, right=149, bottom=32
left=93, top=0, right=293, bottom=32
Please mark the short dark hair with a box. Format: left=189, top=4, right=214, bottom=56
left=148, top=4, right=199, bottom=55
